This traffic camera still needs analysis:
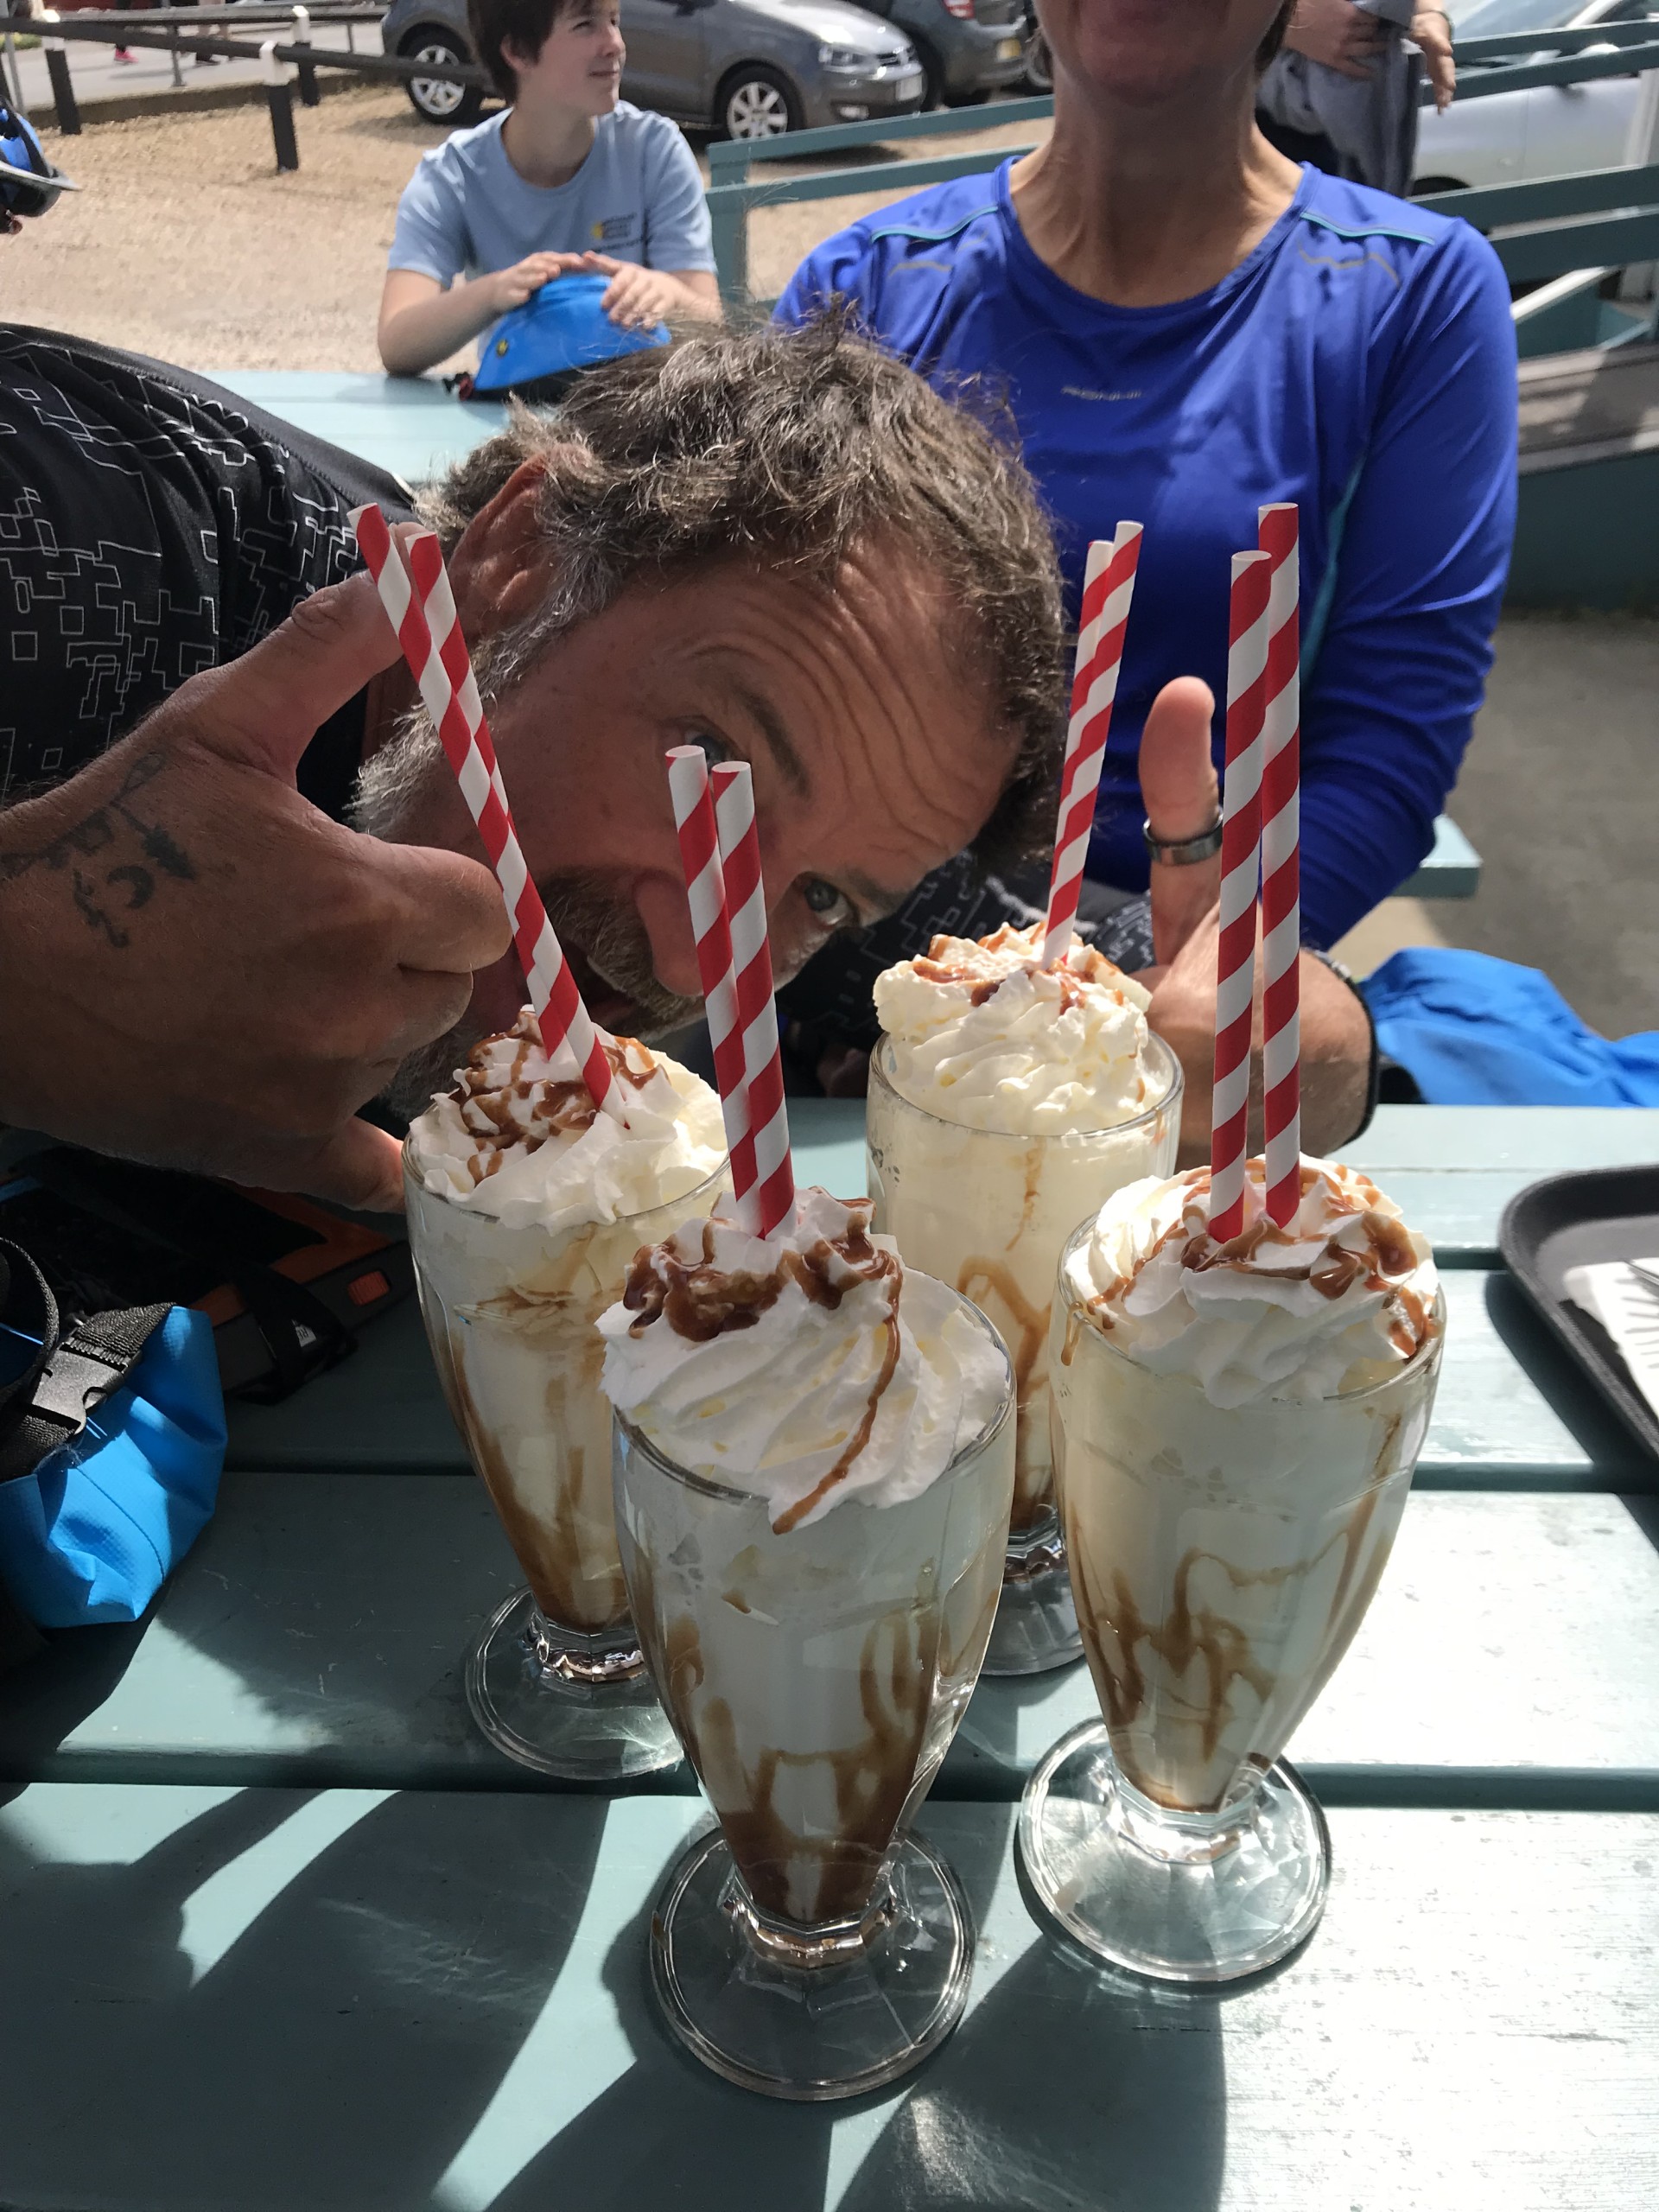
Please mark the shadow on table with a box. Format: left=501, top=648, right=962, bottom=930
left=832, top=1805, right=1227, bottom=2212
left=1484, top=1274, right=1655, bottom=1484
left=0, top=1616, right=150, bottom=1781
left=494, top=1803, right=1226, bottom=2212
left=944, top=1658, right=1090, bottom=1796
left=0, top=1787, right=611, bottom=2210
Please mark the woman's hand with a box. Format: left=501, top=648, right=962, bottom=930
left=1412, top=8, right=1457, bottom=111
left=576, top=253, right=722, bottom=328
left=1284, top=0, right=1387, bottom=79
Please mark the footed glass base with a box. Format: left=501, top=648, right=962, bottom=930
left=464, top=1587, right=683, bottom=1782
left=981, top=1512, right=1083, bottom=1676
left=649, top=1827, right=975, bottom=2101
left=1017, top=1720, right=1331, bottom=1984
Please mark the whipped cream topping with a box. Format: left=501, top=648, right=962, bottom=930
left=598, top=1186, right=1007, bottom=1532
left=873, top=922, right=1160, bottom=1136
left=405, top=1009, right=726, bottom=1235
left=1065, top=1158, right=1440, bottom=1408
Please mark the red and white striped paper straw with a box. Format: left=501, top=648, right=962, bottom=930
left=1041, top=520, right=1143, bottom=967
left=710, top=761, right=795, bottom=1239
left=1256, top=503, right=1302, bottom=1228
left=665, top=746, right=754, bottom=1200
left=349, top=504, right=626, bottom=1124
left=1209, top=549, right=1273, bottom=1242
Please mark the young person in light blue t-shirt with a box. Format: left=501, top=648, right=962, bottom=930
left=378, top=0, right=719, bottom=377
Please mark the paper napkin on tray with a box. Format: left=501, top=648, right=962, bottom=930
left=1562, top=1257, right=1659, bottom=1425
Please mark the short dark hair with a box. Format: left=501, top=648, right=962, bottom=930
left=422, top=319, right=1068, bottom=875
left=467, top=0, right=569, bottom=100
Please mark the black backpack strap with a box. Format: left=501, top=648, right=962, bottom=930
left=0, top=1236, right=167, bottom=1485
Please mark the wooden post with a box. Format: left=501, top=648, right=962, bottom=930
left=291, top=5, right=319, bottom=107
left=39, top=11, right=80, bottom=137
left=261, top=38, right=299, bottom=171
left=44, top=46, right=79, bottom=136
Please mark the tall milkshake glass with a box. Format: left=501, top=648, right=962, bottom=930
left=868, top=925, right=1181, bottom=1675
left=403, top=1015, right=727, bottom=1780
left=1019, top=1161, right=1446, bottom=1982
left=601, top=1193, right=1015, bottom=2099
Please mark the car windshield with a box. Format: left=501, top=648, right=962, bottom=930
left=1453, top=2, right=1595, bottom=36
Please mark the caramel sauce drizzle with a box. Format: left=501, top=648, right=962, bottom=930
left=1087, top=1163, right=1436, bottom=1359
left=909, top=925, right=1132, bottom=1016
left=454, top=1014, right=660, bottom=1188
left=621, top=1202, right=908, bottom=1532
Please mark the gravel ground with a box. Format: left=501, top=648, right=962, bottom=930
left=19, top=84, right=1039, bottom=370
left=20, top=90, right=1657, bottom=1040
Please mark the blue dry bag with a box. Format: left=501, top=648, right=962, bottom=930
left=0, top=1238, right=226, bottom=1630
left=463, top=272, right=669, bottom=404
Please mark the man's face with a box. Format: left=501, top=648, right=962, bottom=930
left=361, top=539, right=1016, bottom=1077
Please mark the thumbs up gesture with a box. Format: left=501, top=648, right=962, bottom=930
left=0, top=574, right=511, bottom=1209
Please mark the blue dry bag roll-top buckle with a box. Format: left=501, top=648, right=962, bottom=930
left=0, top=1236, right=226, bottom=1630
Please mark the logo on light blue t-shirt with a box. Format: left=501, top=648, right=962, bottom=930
left=591, top=213, right=639, bottom=245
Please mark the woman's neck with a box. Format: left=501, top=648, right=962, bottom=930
left=501, top=99, right=598, bottom=188
left=1008, top=77, right=1301, bottom=308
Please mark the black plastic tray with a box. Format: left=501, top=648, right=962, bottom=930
left=1499, top=1166, right=1659, bottom=1466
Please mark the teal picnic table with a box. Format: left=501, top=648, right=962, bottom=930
left=3, top=1102, right=1658, bottom=2209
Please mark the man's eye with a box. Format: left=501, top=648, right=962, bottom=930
left=689, top=733, right=732, bottom=768
left=801, top=879, right=855, bottom=928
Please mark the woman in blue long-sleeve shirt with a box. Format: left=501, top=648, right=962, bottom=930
left=778, top=0, right=1516, bottom=950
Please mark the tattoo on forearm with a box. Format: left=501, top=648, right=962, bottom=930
left=0, top=753, right=196, bottom=949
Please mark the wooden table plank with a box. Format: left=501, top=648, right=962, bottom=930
left=213, top=371, right=507, bottom=489
left=9, top=1475, right=1658, bottom=1800
left=225, top=1264, right=1653, bottom=1485
left=0, top=1784, right=1651, bottom=2210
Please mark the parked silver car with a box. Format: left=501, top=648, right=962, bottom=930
left=382, top=0, right=926, bottom=137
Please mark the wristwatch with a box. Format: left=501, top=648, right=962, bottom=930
left=1142, top=816, right=1224, bottom=867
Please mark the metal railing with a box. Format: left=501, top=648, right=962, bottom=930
left=4, top=3, right=486, bottom=152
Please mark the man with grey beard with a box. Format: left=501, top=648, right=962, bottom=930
left=0, top=320, right=1066, bottom=1208
left=0, top=321, right=1373, bottom=1206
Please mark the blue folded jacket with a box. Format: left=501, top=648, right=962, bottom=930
left=1363, top=947, right=1659, bottom=1108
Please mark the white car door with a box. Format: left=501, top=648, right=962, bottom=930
left=1518, top=1, right=1656, bottom=176
left=1415, top=89, right=1529, bottom=185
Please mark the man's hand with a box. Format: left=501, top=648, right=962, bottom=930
left=1135, top=678, right=1372, bottom=1165
left=484, top=251, right=594, bottom=316
left=1285, top=0, right=1387, bottom=78
left=0, top=575, right=510, bottom=1209
left=1412, top=8, right=1456, bottom=111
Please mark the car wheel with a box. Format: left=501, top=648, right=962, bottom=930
left=1022, top=29, right=1052, bottom=94
left=912, top=41, right=945, bottom=111
left=944, top=86, right=992, bottom=107
left=718, top=66, right=801, bottom=140
left=401, top=32, right=484, bottom=128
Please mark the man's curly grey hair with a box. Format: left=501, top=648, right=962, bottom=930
left=417, top=316, right=1068, bottom=874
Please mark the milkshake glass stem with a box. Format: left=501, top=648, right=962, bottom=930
left=865, top=1036, right=1182, bottom=1678
left=404, top=1148, right=728, bottom=1782
left=1020, top=1244, right=1446, bottom=1983
left=522, top=1605, right=646, bottom=1688
left=613, top=1290, right=1014, bottom=2100
left=724, top=1866, right=899, bottom=1972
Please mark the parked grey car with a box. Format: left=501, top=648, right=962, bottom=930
left=855, top=0, right=1027, bottom=110
left=382, top=0, right=926, bottom=137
